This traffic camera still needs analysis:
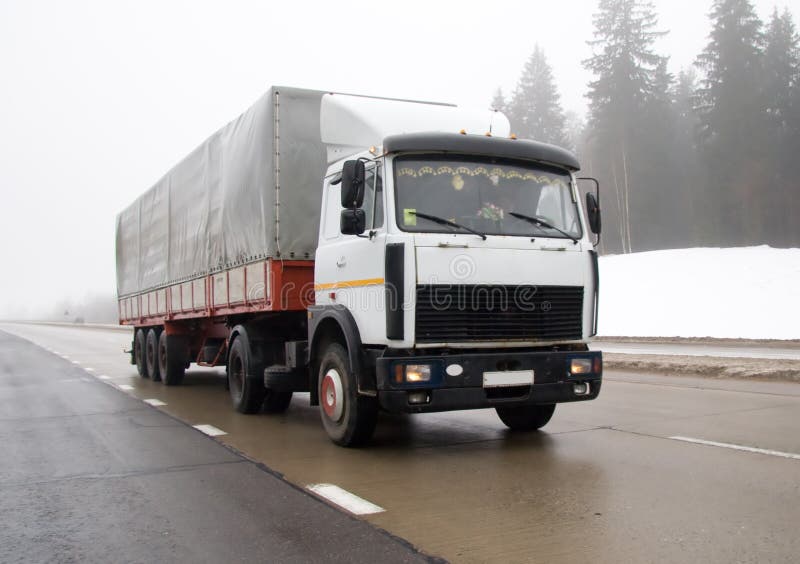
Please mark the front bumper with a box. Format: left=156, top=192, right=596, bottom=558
left=376, top=350, right=602, bottom=414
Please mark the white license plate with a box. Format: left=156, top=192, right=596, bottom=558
left=483, top=370, right=534, bottom=388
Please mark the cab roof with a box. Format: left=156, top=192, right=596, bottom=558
left=382, top=132, right=580, bottom=171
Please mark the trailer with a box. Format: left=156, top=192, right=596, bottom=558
left=116, top=86, right=603, bottom=446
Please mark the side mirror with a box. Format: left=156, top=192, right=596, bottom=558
left=340, top=208, right=366, bottom=235
left=586, top=192, right=601, bottom=235
left=341, top=160, right=365, bottom=208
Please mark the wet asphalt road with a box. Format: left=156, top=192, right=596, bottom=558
left=2, top=323, right=800, bottom=563
left=0, top=330, right=433, bottom=564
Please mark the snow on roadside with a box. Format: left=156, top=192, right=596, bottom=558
left=598, top=246, right=800, bottom=340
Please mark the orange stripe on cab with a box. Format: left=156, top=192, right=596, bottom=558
left=314, top=278, right=385, bottom=291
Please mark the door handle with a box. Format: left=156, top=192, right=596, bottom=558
left=336, top=256, right=346, bottom=268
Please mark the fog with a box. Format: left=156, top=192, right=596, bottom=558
left=0, top=0, right=793, bottom=319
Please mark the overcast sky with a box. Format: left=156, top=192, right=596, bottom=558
left=0, top=0, right=795, bottom=318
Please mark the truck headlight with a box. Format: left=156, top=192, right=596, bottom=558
left=569, top=358, right=593, bottom=375
left=405, top=364, right=432, bottom=382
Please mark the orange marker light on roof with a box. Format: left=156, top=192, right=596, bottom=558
left=485, top=132, right=492, bottom=137
left=510, top=133, right=518, bottom=140
left=459, top=129, right=467, bottom=135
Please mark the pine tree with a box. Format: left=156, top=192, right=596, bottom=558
left=695, top=0, right=766, bottom=245
left=508, top=45, right=570, bottom=148
left=763, top=8, right=800, bottom=244
left=490, top=87, right=507, bottom=113
left=583, top=0, right=667, bottom=253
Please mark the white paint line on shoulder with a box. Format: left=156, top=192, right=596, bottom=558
left=84, top=367, right=95, bottom=372
left=143, top=399, right=167, bottom=407
left=670, top=436, right=800, bottom=461
left=71, top=360, right=81, bottom=365
left=193, top=424, right=227, bottom=437
left=117, top=384, right=134, bottom=391
left=98, top=375, right=111, bottom=380
left=307, top=483, right=385, bottom=515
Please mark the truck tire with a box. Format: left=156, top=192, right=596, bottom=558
left=158, top=332, right=186, bottom=386
left=145, top=328, right=161, bottom=382
left=495, top=404, right=556, bottom=431
left=263, top=391, right=293, bottom=413
left=134, top=328, right=148, bottom=378
left=318, top=342, right=377, bottom=447
left=227, top=334, right=266, bottom=414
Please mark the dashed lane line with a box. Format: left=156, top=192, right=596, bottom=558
left=670, top=436, right=800, bottom=461
left=193, top=424, right=227, bottom=437
left=117, top=384, right=134, bottom=391
left=307, top=483, right=385, bottom=515
left=143, top=399, right=167, bottom=407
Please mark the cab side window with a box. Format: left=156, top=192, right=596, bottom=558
left=361, top=165, right=384, bottom=230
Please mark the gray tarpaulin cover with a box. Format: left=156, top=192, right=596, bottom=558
left=115, top=87, right=327, bottom=296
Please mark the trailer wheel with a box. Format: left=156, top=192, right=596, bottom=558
left=158, top=332, right=186, bottom=386
left=134, top=329, right=148, bottom=378
left=227, top=334, right=266, bottom=414
left=263, top=391, right=293, bottom=413
left=145, top=328, right=161, bottom=381
left=318, top=342, right=377, bottom=447
left=495, top=404, right=556, bottom=431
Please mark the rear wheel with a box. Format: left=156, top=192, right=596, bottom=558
left=158, top=331, right=187, bottom=386
left=134, top=328, right=148, bottom=378
left=145, top=328, right=161, bottom=382
left=495, top=404, right=556, bottom=431
left=318, top=342, right=377, bottom=447
left=227, top=333, right=266, bottom=414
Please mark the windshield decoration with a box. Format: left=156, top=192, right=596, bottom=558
left=394, top=156, right=582, bottom=240
left=397, top=165, right=569, bottom=190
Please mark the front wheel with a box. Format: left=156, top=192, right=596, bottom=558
left=496, top=404, right=556, bottom=431
left=318, top=343, right=377, bottom=447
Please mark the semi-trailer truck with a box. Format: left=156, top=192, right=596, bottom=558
left=116, top=86, right=603, bottom=446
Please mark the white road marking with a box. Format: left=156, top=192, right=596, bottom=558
left=144, top=399, right=167, bottom=407
left=98, top=375, right=111, bottom=380
left=117, top=384, right=134, bottom=391
left=670, top=436, right=800, bottom=461
left=307, top=483, right=385, bottom=515
left=71, top=360, right=81, bottom=365
left=84, top=367, right=95, bottom=372
left=193, top=424, right=227, bottom=437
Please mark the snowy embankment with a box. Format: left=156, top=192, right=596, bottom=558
left=598, top=246, right=800, bottom=340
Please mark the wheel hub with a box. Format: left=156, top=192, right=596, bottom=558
left=321, top=368, right=344, bottom=421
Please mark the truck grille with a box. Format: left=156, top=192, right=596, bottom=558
left=415, top=285, right=584, bottom=343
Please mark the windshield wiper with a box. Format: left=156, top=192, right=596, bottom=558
left=410, top=211, right=487, bottom=240
left=509, top=211, right=579, bottom=244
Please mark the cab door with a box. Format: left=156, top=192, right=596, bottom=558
left=315, top=161, right=387, bottom=344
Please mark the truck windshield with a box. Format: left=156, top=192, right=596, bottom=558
left=394, top=155, right=582, bottom=240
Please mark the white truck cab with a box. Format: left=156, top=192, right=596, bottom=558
left=308, top=131, right=602, bottom=445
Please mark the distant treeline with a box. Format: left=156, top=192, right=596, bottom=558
left=493, top=0, right=800, bottom=253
